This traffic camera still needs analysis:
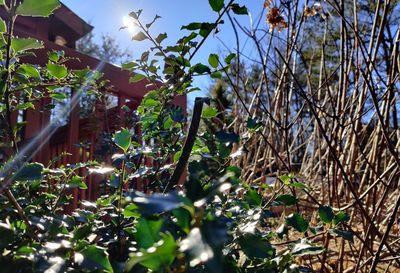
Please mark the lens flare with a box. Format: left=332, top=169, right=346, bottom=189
left=122, top=15, right=138, bottom=34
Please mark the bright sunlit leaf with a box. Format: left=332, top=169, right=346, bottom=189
left=47, top=63, right=68, bottom=79
left=208, top=54, right=219, bottom=68
left=16, top=0, right=61, bottom=17
left=0, top=18, right=6, bottom=33
left=11, top=38, right=43, bottom=53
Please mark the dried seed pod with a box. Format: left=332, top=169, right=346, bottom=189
left=266, top=7, right=288, bottom=32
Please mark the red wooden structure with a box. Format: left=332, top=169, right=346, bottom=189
left=1, top=4, right=186, bottom=208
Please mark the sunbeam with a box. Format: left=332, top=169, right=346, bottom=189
left=122, top=15, right=138, bottom=34
left=0, top=60, right=106, bottom=191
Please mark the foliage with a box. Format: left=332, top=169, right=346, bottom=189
left=0, top=0, right=359, bottom=273
left=76, top=31, right=132, bottom=65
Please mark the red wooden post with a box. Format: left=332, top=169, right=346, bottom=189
left=67, top=88, right=81, bottom=211
left=38, top=97, right=51, bottom=164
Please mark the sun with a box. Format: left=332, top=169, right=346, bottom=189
left=122, top=15, right=138, bottom=34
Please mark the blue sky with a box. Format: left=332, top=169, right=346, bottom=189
left=62, top=0, right=266, bottom=106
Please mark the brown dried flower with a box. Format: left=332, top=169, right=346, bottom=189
left=304, top=6, right=317, bottom=17
left=264, top=0, right=272, bottom=8
left=266, top=7, right=288, bottom=32
left=304, top=3, right=321, bottom=17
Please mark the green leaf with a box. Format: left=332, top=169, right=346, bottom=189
left=280, top=173, right=294, bottom=184
left=129, top=9, right=142, bottom=20
left=216, top=131, right=239, bottom=143
left=333, top=211, right=350, bottom=226
left=245, top=189, right=262, bottom=207
left=113, top=128, right=131, bottom=153
left=69, top=176, right=87, bottom=190
left=146, top=14, right=161, bottom=29
left=182, top=23, right=216, bottom=38
left=0, top=18, right=6, bottom=33
left=141, top=51, right=149, bottom=62
left=73, top=224, right=93, bottom=241
left=238, top=234, right=275, bottom=258
left=123, top=204, right=140, bottom=218
left=18, top=64, right=40, bottom=78
left=173, top=151, right=182, bottom=162
left=15, top=102, right=34, bottom=110
left=130, top=191, right=183, bottom=215
left=47, top=63, right=68, bottom=79
left=109, top=173, right=121, bottom=188
left=129, top=73, right=145, bottom=83
left=180, top=227, right=212, bottom=267
left=247, top=118, right=262, bottom=131
left=0, top=0, right=4, bottom=6
left=275, top=194, right=298, bottom=206
left=121, top=61, right=138, bottom=70
left=319, top=206, right=334, bottom=224
left=155, top=33, right=167, bottom=44
left=0, top=223, right=15, bottom=250
left=142, top=98, right=161, bottom=108
left=135, top=218, right=163, bottom=248
left=209, top=0, right=224, bottom=12
left=210, top=71, right=222, bottom=79
left=75, top=245, right=113, bottom=273
left=16, top=0, right=60, bottom=17
left=14, top=163, right=44, bottom=181
left=191, top=63, right=211, bottom=74
left=11, top=38, right=43, bottom=53
left=288, top=182, right=308, bottom=190
left=126, top=233, right=177, bottom=272
left=224, top=53, right=236, bottom=64
left=15, top=246, right=36, bottom=256
left=329, top=228, right=354, bottom=242
left=182, top=220, right=228, bottom=270
left=181, top=22, right=202, bottom=31
left=163, top=117, right=173, bottom=129
left=291, top=239, right=324, bottom=256
left=208, top=54, right=219, bottom=68
left=173, top=208, right=191, bottom=234
left=231, top=4, right=248, bottom=15
left=48, top=51, right=62, bottom=62
left=50, top=92, right=67, bottom=101
left=199, top=23, right=216, bottom=37
left=202, top=107, right=218, bottom=119
left=132, top=31, right=148, bottom=41
left=286, top=213, right=309, bottom=233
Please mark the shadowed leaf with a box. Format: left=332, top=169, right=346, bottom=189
left=113, top=128, right=131, bottom=152
left=14, top=163, right=44, bottom=181
left=286, top=213, right=309, bottom=233
left=130, top=191, right=184, bottom=215
left=319, top=206, right=334, bottom=224
left=75, top=245, right=113, bottom=273
left=209, top=0, right=224, bottom=12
